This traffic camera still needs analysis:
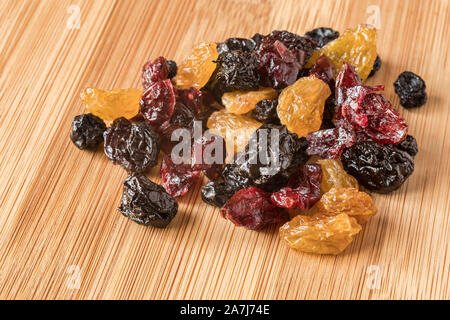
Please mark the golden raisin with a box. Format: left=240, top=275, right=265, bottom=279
left=222, top=87, right=278, bottom=115
left=316, top=187, right=377, bottom=224
left=306, top=24, right=377, bottom=82
left=81, top=88, right=142, bottom=121
left=317, top=159, right=359, bottom=194
left=280, top=213, right=361, bottom=255
left=277, top=75, right=331, bottom=137
left=207, top=109, right=262, bottom=156
left=174, top=42, right=219, bottom=89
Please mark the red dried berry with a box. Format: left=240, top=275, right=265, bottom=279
left=160, top=154, right=201, bottom=197
left=306, top=125, right=356, bottom=159
left=192, top=134, right=226, bottom=181
left=142, top=57, right=169, bottom=90
left=221, top=186, right=288, bottom=230
left=308, top=54, right=335, bottom=88
left=270, top=164, right=322, bottom=210
left=140, top=79, right=176, bottom=127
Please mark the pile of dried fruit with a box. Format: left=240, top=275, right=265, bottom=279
left=70, top=24, right=426, bottom=255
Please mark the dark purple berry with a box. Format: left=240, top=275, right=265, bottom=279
left=70, top=113, right=106, bottom=150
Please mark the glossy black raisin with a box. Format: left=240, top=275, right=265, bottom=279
left=70, top=113, right=106, bottom=150
left=167, top=60, right=177, bottom=78
left=394, top=71, right=427, bottom=108
left=394, top=134, right=418, bottom=157
left=216, top=33, right=263, bottom=54
left=104, top=117, right=160, bottom=173
left=119, top=174, right=178, bottom=228
left=368, top=55, right=381, bottom=78
left=341, top=141, right=414, bottom=193
left=252, top=99, right=280, bottom=124
left=201, top=181, right=235, bottom=207
left=304, top=27, right=339, bottom=48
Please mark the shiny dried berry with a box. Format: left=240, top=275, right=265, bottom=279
left=270, top=164, right=322, bottom=209
left=192, top=134, right=226, bottom=181
left=341, top=141, right=414, bottom=193
left=252, top=99, right=280, bottom=123
left=334, top=64, right=408, bottom=145
left=279, top=213, right=362, bottom=254
left=170, top=102, right=196, bottom=128
left=119, top=174, right=178, bottom=228
left=317, top=188, right=376, bottom=224
left=81, top=88, right=142, bottom=121
left=308, top=55, right=335, bottom=88
left=368, top=55, right=381, bottom=78
left=160, top=154, right=201, bottom=197
left=167, top=60, right=177, bottom=78
left=320, top=96, right=336, bottom=129
left=209, top=50, right=259, bottom=97
left=142, top=57, right=169, bottom=89
left=394, top=134, right=418, bottom=157
left=217, top=34, right=262, bottom=54
left=221, top=186, right=288, bottom=230
left=174, top=42, right=219, bottom=89
left=394, top=71, right=427, bottom=108
left=207, top=109, right=262, bottom=155
left=304, top=27, right=339, bottom=48
left=306, top=125, right=356, bottom=159
left=201, top=181, right=235, bottom=208
left=70, top=113, right=106, bottom=150
left=316, top=159, right=358, bottom=194
left=222, top=124, right=309, bottom=192
left=277, top=75, right=331, bottom=137
left=104, top=117, right=160, bottom=173
left=222, top=87, right=277, bottom=115
left=256, top=30, right=317, bottom=89
left=306, top=24, right=377, bottom=82
left=140, top=79, right=176, bottom=127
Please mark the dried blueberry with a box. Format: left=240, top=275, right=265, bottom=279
left=394, top=71, right=427, bottom=108
left=304, top=27, right=339, bottom=48
left=70, top=113, right=106, bottom=150
left=368, top=55, right=381, bottom=78
left=201, top=181, right=235, bottom=208
left=394, top=134, right=418, bottom=157
left=167, top=60, right=177, bottom=78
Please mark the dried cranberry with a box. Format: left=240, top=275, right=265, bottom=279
left=306, top=125, right=356, bottom=159
left=142, top=57, right=169, bottom=89
left=221, top=186, right=288, bottom=230
left=140, top=79, right=176, bottom=127
left=309, top=54, right=335, bottom=87
left=192, top=134, right=226, bottom=180
left=160, top=154, right=201, bottom=197
left=270, top=164, right=322, bottom=209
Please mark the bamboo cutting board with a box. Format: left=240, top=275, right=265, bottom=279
left=0, top=0, right=449, bottom=300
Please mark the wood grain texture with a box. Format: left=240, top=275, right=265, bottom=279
left=0, top=0, right=449, bottom=300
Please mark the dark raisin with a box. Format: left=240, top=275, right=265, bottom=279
left=256, top=30, right=317, bottom=89
left=341, top=141, right=414, bottom=194
left=142, top=57, right=169, bottom=90
left=220, top=186, right=288, bottom=230
left=320, top=96, right=336, bottom=129
left=140, top=79, right=176, bottom=127
left=217, top=37, right=257, bottom=54
left=167, top=60, right=177, bottom=78
left=70, top=113, right=106, bottom=150
left=160, top=154, right=200, bottom=197
left=208, top=50, right=259, bottom=98
left=368, top=55, right=381, bottom=78
left=119, top=174, right=178, bottom=228
left=394, top=134, right=418, bottom=157
left=394, top=71, right=427, bottom=108
left=104, top=117, right=160, bottom=173
left=304, top=27, right=339, bottom=48
left=252, top=99, right=280, bottom=123
left=201, top=181, right=235, bottom=207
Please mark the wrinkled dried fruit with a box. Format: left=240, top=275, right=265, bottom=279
left=304, top=27, right=340, bottom=48
left=256, top=30, right=317, bottom=89
left=316, top=159, right=358, bottom=194
left=167, top=60, right=177, bottom=78
left=104, top=117, right=160, bottom=173
left=252, top=99, right=280, bottom=123
left=140, top=79, right=176, bottom=127
left=306, top=24, right=377, bottom=82
left=334, top=64, right=408, bottom=145
left=201, top=181, right=235, bottom=207
left=217, top=34, right=262, bottom=54
left=175, top=42, right=219, bottom=89
left=221, top=186, right=288, bottom=230
left=277, top=75, right=331, bottom=137
left=70, top=113, right=106, bottom=150
left=280, top=213, right=362, bottom=254
left=394, top=134, right=418, bottom=157
left=160, top=154, right=201, bottom=197
left=207, top=109, right=262, bottom=154
left=394, top=71, right=427, bottom=108
left=142, top=57, right=169, bottom=89
left=308, top=54, right=335, bottom=88
left=192, top=134, right=226, bottom=180
left=81, top=88, right=142, bottom=121
left=317, top=187, right=376, bottom=224
left=119, top=174, right=178, bottom=228
left=270, top=164, right=322, bottom=209
left=341, top=141, right=414, bottom=193
left=306, top=125, right=356, bottom=159
left=368, top=55, right=381, bottom=78
left=222, top=87, right=277, bottom=115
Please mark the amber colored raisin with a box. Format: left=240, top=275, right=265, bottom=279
left=277, top=75, right=331, bottom=137
left=316, top=159, right=358, bottom=194
left=280, top=213, right=361, bottom=254
left=306, top=24, right=377, bottom=82
left=81, top=88, right=142, bottom=121
left=222, top=87, right=278, bottom=115
left=174, top=42, right=219, bottom=89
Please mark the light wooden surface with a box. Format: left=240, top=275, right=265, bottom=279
left=0, top=0, right=449, bottom=300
